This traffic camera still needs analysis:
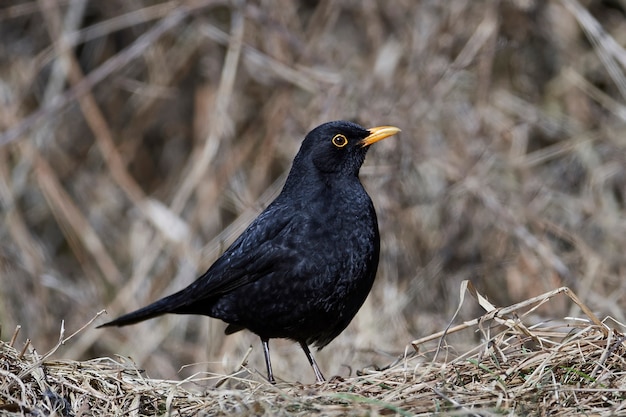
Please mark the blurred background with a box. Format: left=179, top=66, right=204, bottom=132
left=1, top=0, right=626, bottom=383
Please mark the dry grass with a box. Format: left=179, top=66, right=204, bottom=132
left=2, top=286, right=626, bottom=415
left=2, top=0, right=626, bottom=414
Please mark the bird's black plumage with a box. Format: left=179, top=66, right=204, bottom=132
left=99, top=120, right=400, bottom=383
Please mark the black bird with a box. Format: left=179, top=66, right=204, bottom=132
left=99, top=120, right=400, bottom=383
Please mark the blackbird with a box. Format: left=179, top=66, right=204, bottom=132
left=99, top=120, right=400, bottom=383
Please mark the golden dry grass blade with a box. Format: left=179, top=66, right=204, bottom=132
left=413, top=286, right=605, bottom=351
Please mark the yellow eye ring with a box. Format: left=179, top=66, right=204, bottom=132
left=332, top=134, right=348, bottom=148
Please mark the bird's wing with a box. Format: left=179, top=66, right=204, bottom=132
left=98, top=201, right=302, bottom=327
left=179, top=200, right=302, bottom=302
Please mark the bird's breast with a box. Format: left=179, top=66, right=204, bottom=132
left=294, top=184, right=379, bottom=287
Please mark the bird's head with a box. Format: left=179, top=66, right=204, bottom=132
left=293, top=121, right=401, bottom=179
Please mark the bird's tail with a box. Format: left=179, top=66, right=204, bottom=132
left=97, top=290, right=191, bottom=328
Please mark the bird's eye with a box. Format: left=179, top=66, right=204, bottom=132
left=332, top=134, right=348, bottom=148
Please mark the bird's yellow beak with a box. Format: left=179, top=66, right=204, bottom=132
left=361, top=126, right=401, bottom=147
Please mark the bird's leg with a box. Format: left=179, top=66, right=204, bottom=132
left=299, top=341, right=325, bottom=383
left=261, top=338, right=276, bottom=384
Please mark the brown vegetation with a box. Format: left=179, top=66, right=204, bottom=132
left=2, top=0, right=626, bottom=414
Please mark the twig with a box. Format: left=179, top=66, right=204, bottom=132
left=0, top=6, right=188, bottom=147
left=9, top=325, right=21, bottom=348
